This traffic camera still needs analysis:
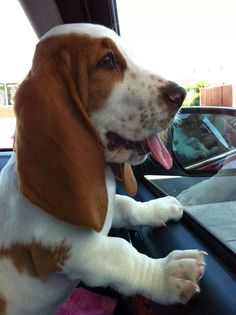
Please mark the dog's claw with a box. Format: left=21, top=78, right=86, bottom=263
left=194, top=284, right=200, bottom=293
left=158, top=219, right=167, bottom=227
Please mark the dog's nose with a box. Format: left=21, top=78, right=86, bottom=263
left=163, top=83, right=186, bottom=107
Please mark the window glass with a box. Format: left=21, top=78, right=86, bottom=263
left=173, top=113, right=236, bottom=169
left=117, top=0, right=236, bottom=253
left=0, top=1, right=37, bottom=149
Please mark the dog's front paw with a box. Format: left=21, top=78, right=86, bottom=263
left=146, top=196, right=184, bottom=226
left=153, top=249, right=207, bottom=305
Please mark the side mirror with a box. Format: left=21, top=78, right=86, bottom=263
left=170, top=107, right=236, bottom=172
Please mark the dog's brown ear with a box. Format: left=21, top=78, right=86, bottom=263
left=122, top=163, right=137, bottom=196
left=14, top=41, right=108, bottom=232
left=110, top=163, right=137, bottom=196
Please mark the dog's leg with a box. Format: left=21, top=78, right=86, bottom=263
left=63, top=234, right=206, bottom=305
left=112, top=195, right=183, bottom=228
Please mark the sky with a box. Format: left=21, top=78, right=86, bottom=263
left=1, top=0, right=236, bottom=86
left=117, top=0, right=236, bottom=85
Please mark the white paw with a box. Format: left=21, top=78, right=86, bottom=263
left=154, top=249, right=207, bottom=305
left=146, top=196, right=184, bottom=226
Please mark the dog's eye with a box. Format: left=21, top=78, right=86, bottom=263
left=98, top=52, right=118, bottom=69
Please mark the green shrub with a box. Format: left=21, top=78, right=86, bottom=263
left=183, top=80, right=209, bottom=106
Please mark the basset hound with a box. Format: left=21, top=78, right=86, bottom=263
left=0, top=24, right=207, bottom=314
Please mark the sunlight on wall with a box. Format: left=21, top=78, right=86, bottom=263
left=0, top=0, right=38, bottom=82
left=0, top=1, right=38, bottom=148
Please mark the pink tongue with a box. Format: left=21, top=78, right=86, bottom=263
left=146, top=135, right=173, bottom=169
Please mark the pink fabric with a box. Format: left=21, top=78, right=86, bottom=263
left=56, top=288, right=117, bottom=315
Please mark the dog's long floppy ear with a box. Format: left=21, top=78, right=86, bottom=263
left=110, top=163, right=137, bottom=196
left=14, top=39, right=108, bottom=232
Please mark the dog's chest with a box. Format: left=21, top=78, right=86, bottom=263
left=0, top=159, right=116, bottom=314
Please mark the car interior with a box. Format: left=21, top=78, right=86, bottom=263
left=0, top=0, right=236, bottom=314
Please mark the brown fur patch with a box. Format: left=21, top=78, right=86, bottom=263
left=0, top=241, right=71, bottom=281
left=15, top=33, right=115, bottom=232
left=87, top=37, right=127, bottom=113
left=110, top=163, right=137, bottom=196
left=32, top=34, right=127, bottom=114
left=0, top=296, right=6, bottom=315
left=14, top=33, right=129, bottom=232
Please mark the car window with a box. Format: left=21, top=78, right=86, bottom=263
left=146, top=109, right=236, bottom=254
left=117, top=0, right=236, bottom=254
left=0, top=1, right=37, bottom=149
left=173, top=113, right=236, bottom=169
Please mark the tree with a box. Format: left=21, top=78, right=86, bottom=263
left=183, top=80, right=209, bottom=106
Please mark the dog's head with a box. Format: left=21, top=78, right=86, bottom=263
left=15, top=24, right=186, bottom=231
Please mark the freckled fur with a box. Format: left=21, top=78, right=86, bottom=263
left=130, top=72, right=137, bottom=79
left=91, top=58, right=178, bottom=164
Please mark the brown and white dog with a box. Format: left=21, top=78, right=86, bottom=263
left=0, top=24, right=206, bottom=314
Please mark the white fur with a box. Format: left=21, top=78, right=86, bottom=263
left=0, top=24, right=206, bottom=314
left=0, top=154, right=205, bottom=313
left=41, top=23, right=122, bottom=43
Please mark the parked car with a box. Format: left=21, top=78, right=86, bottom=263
left=171, top=107, right=236, bottom=171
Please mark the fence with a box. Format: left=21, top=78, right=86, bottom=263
left=200, top=84, right=236, bottom=107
